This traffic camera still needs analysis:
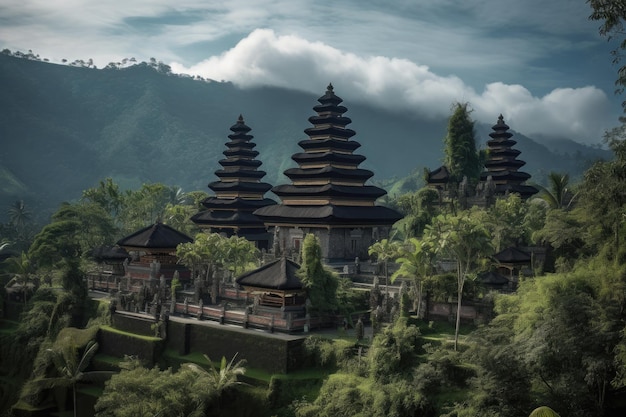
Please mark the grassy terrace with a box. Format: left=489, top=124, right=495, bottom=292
left=162, top=348, right=329, bottom=383
left=99, top=325, right=161, bottom=341
left=0, top=319, right=18, bottom=335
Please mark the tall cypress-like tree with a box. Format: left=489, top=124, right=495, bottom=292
left=297, top=234, right=338, bottom=313
left=443, top=102, right=482, bottom=184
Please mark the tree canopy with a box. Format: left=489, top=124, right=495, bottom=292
left=443, top=102, right=482, bottom=184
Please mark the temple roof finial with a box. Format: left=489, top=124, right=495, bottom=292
left=237, top=114, right=244, bottom=123
left=327, top=83, right=334, bottom=93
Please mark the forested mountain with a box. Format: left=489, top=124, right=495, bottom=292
left=0, top=52, right=610, bottom=223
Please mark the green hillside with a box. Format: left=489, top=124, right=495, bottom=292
left=0, top=52, right=610, bottom=222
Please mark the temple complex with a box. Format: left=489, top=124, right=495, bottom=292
left=254, top=84, right=402, bottom=261
left=480, top=115, right=538, bottom=199
left=191, top=115, right=276, bottom=249
left=426, top=114, right=537, bottom=203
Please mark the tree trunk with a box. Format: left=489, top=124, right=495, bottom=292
left=72, top=383, right=77, bottom=417
left=454, top=262, right=464, bottom=351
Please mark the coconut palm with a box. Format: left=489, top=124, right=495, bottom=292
left=38, top=340, right=113, bottom=417
left=3, top=251, right=37, bottom=304
left=7, top=200, right=32, bottom=230
left=534, top=172, right=577, bottom=210
left=185, top=353, right=246, bottom=411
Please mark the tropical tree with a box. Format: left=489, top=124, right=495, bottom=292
left=38, top=340, right=113, bottom=417
left=82, top=178, right=123, bottom=218
left=163, top=203, right=198, bottom=236
left=496, top=267, right=620, bottom=417
left=443, top=102, right=483, bottom=185
left=589, top=0, right=626, bottom=107
left=95, top=362, right=202, bottom=417
left=177, top=233, right=227, bottom=286
left=391, top=237, right=436, bottom=318
left=184, top=353, right=247, bottom=410
left=6, top=200, right=35, bottom=250
left=3, top=251, right=38, bottom=304
left=426, top=211, right=492, bottom=350
left=223, top=235, right=259, bottom=277
left=368, top=238, right=400, bottom=296
left=117, top=183, right=180, bottom=233
left=7, top=200, right=32, bottom=230
left=29, top=202, right=116, bottom=268
left=394, top=187, right=440, bottom=238
left=533, top=172, right=577, bottom=210
left=477, top=194, right=532, bottom=252
left=577, top=131, right=626, bottom=262
left=298, top=234, right=339, bottom=313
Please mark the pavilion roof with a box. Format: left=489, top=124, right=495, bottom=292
left=90, top=245, right=130, bottom=262
left=493, top=246, right=531, bottom=264
left=236, top=257, right=303, bottom=291
left=426, top=165, right=450, bottom=184
left=116, top=222, right=193, bottom=250
left=478, top=271, right=510, bottom=286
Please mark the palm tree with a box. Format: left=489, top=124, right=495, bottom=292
left=7, top=200, right=31, bottom=230
left=38, top=340, right=113, bottom=417
left=185, top=353, right=246, bottom=411
left=391, top=237, right=436, bottom=318
left=534, top=172, right=577, bottom=210
left=3, top=251, right=37, bottom=304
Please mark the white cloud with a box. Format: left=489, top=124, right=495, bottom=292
left=0, top=1, right=617, bottom=143
left=172, top=29, right=615, bottom=144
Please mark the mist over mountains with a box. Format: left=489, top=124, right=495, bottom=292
left=0, top=53, right=610, bottom=223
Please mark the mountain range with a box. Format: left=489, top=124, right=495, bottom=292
left=0, top=52, right=611, bottom=223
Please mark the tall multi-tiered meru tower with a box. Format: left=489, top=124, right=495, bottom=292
left=192, top=115, right=276, bottom=249
left=254, top=85, right=402, bottom=261
left=480, top=114, right=538, bottom=199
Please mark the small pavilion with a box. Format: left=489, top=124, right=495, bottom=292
left=492, top=246, right=532, bottom=284
left=236, top=257, right=306, bottom=308
left=116, top=222, right=193, bottom=292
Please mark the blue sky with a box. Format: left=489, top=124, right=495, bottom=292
left=0, top=0, right=620, bottom=144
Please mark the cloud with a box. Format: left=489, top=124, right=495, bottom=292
left=172, top=29, right=615, bottom=144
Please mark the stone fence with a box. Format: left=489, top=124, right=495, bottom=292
left=173, top=301, right=332, bottom=333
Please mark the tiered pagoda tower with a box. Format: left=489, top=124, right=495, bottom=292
left=480, top=115, right=538, bottom=199
left=254, top=84, right=402, bottom=261
left=192, top=115, right=276, bottom=249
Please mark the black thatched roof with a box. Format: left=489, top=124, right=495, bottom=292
left=90, top=245, right=130, bottom=262
left=254, top=204, right=402, bottom=226
left=426, top=165, right=450, bottom=184
left=116, top=222, right=193, bottom=249
left=493, top=247, right=531, bottom=264
left=236, top=257, right=302, bottom=290
left=478, top=271, right=510, bottom=286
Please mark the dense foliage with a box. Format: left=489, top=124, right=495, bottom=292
left=443, top=102, right=483, bottom=185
